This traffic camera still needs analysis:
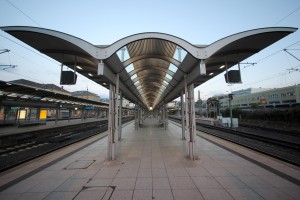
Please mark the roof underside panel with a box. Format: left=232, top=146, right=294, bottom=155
left=126, top=39, right=177, bottom=108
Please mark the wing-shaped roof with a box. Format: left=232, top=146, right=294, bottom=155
left=1, top=26, right=297, bottom=109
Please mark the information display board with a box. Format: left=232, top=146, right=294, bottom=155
left=40, top=109, right=47, bottom=119
left=18, top=109, right=26, bottom=119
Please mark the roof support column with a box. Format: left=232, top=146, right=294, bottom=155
left=139, top=109, right=142, bottom=126
left=165, top=105, right=168, bottom=130
left=135, top=106, right=139, bottom=130
left=118, top=92, right=122, bottom=141
left=162, top=106, right=166, bottom=129
left=115, top=73, right=120, bottom=143
left=55, top=104, right=59, bottom=124
left=140, top=109, right=144, bottom=125
left=158, top=108, right=161, bottom=123
left=181, top=91, right=185, bottom=140
left=160, top=106, right=165, bottom=126
left=187, top=83, right=196, bottom=159
left=184, top=75, right=189, bottom=142
left=185, top=75, right=196, bottom=159
left=108, top=81, right=118, bottom=160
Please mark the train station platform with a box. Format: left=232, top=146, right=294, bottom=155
left=0, top=118, right=299, bottom=200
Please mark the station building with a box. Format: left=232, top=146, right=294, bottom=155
left=11, top=79, right=71, bottom=95
left=71, top=90, right=101, bottom=102
left=220, top=84, right=300, bottom=109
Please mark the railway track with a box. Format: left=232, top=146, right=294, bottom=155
left=0, top=117, right=134, bottom=172
left=239, top=122, right=300, bottom=136
left=169, top=116, right=300, bottom=166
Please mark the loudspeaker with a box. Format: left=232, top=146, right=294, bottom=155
left=60, top=71, right=77, bottom=85
left=224, top=70, right=241, bottom=83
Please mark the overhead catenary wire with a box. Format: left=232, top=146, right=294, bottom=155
left=0, top=41, right=58, bottom=74
left=0, top=38, right=60, bottom=83
left=0, top=31, right=60, bottom=66
left=273, top=6, right=300, bottom=26
left=243, top=41, right=300, bottom=69
left=1, top=67, right=46, bottom=83
left=5, top=0, right=41, bottom=27
left=232, top=63, right=300, bottom=90
left=199, top=40, right=300, bottom=93
left=242, top=5, right=300, bottom=69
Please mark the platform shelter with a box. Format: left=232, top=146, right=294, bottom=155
left=1, top=26, right=297, bottom=160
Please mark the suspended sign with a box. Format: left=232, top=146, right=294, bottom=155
left=10, top=106, right=19, bottom=110
left=84, top=105, right=94, bottom=110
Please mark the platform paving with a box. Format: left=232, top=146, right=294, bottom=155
left=0, top=117, right=299, bottom=200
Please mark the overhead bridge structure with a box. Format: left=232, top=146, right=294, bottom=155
left=1, top=26, right=297, bottom=160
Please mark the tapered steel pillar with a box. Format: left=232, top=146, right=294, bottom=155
left=187, top=83, right=196, bottom=159
left=135, top=106, right=139, bottom=130
left=184, top=75, right=189, bottom=142
left=108, top=73, right=119, bottom=160
left=140, top=109, right=143, bottom=124
left=68, top=108, right=71, bottom=123
left=108, top=84, right=116, bottom=160
left=114, top=73, right=120, bottom=145
left=162, top=106, right=166, bottom=129
left=165, top=106, right=168, bottom=129
left=118, top=92, right=122, bottom=141
left=139, top=109, right=141, bottom=126
left=181, top=91, right=185, bottom=140
left=184, top=75, right=196, bottom=159
left=55, top=104, right=59, bottom=124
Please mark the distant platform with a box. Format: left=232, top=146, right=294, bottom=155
left=0, top=118, right=106, bottom=136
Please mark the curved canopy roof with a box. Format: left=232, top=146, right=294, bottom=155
left=1, top=26, right=297, bottom=109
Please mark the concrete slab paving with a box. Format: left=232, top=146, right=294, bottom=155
left=0, top=117, right=299, bottom=200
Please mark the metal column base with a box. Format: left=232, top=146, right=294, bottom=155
left=188, top=141, right=195, bottom=160
left=110, top=142, right=116, bottom=160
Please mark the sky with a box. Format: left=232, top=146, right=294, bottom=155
left=0, top=0, right=300, bottom=101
